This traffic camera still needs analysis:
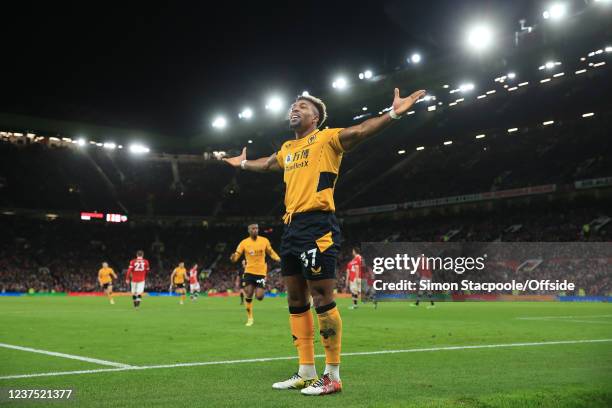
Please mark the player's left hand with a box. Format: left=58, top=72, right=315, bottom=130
left=222, top=147, right=246, bottom=168
left=392, top=89, right=426, bottom=116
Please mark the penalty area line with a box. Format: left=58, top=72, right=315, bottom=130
left=1, top=338, right=611, bottom=380
left=0, top=342, right=134, bottom=369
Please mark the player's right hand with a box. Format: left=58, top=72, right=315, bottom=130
left=222, top=147, right=246, bottom=167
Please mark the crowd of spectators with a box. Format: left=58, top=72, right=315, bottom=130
left=1, top=199, right=609, bottom=295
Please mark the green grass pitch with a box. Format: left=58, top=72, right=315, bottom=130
left=1, top=296, right=611, bottom=407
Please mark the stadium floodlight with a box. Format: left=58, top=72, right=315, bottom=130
left=248, top=139, right=253, bottom=143
left=76, top=138, right=86, bottom=147
left=443, top=140, right=453, bottom=145
left=543, top=120, right=554, bottom=126
left=332, top=76, right=348, bottom=90
left=416, top=146, right=425, bottom=151
left=265, top=97, right=284, bottom=112
left=475, top=134, right=486, bottom=139
left=582, top=112, right=595, bottom=118
left=238, top=108, right=253, bottom=120
left=212, top=116, right=227, bottom=129
left=466, top=24, right=493, bottom=52
left=507, top=72, right=516, bottom=79
left=397, top=149, right=406, bottom=155
left=443, top=84, right=449, bottom=88
left=103, top=142, right=116, bottom=150
left=545, top=61, right=555, bottom=69
left=409, top=53, right=422, bottom=64
left=362, top=106, right=368, bottom=111
left=301, top=90, right=310, bottom=96
left=606, top=46, right=612, bottom=52
left=129, top=144, right=150, bottom=154
left=507, top=127, right=519, bottom=133
left=459, top=83, right=475, bottom=92
left=359, top=70, right=373, bottom=80
left=543, top=3, right=567, bottom=20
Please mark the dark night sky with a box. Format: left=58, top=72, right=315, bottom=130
left=2, top=0, right=535, bottom=138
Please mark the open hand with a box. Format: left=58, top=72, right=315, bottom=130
left=222, top=147, right=246, bottom=168
left=392, top=89, right=427, bottom=116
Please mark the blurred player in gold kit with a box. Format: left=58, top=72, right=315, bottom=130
left=230, top=223, right=280, bottom=326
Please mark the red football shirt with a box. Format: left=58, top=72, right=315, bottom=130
left=188, top=267, right=198, bottom=284
left=126, top=257, right=150, bottom=283
left=419, top=266, right=432, bottom=280
left=347, top=254, right=364, bottom=282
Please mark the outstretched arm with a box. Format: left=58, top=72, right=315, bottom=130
left=266, top=242, right=281, bottom=262
left=223, top=147, right=281, bottom=172
left=338, top=89, right=426, bottom=151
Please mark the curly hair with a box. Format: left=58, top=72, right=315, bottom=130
left=295, top=94, right=327, bottom=127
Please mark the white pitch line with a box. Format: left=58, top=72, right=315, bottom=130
left=559, top=319, right=612, bottom=325
left=1, top=338, right=610, bottom=380
left=517, top=315, right=612, bottom=320
left=0, top=343, right=134, bottom=369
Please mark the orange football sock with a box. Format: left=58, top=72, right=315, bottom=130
left=316, top=302, right=342, bottom=365
left=245, top=298, right=253, bottom=319
left=289, top=305, right=315, bottom=365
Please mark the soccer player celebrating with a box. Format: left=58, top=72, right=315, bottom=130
left=170, top=262, right=188, bottom=305
left=188, top=263, right=200, bottom=301
left=98, top=262, right=117, bottom=305
left=230, top=223, right=280, bottom=326
left=345, top=247, right=364, bottom=310
left=224, top=88, right=425, bottom=395
left=125, top=250, right=150, bottom=308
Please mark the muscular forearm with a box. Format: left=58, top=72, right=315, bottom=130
left=243, top=157, right=275, bottom=172
left=340, top=113, right=395, bottom=151
left=340, top=88, right=425, bottom=151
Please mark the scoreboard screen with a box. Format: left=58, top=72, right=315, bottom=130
left=80, top=212, right=128, bottom=223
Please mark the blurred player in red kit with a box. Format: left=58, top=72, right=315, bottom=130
left=345, top=247, right=364, bottom=309
left=125, top=250, right=150, bottom=308
left=188, top=263, right=200, bottom=301
left=413, top=264, right=435, bottom=308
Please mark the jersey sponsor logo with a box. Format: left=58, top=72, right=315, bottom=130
left=285, top=148, right=309, bottom=163
left=285, top=160, right=309, bottom=172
